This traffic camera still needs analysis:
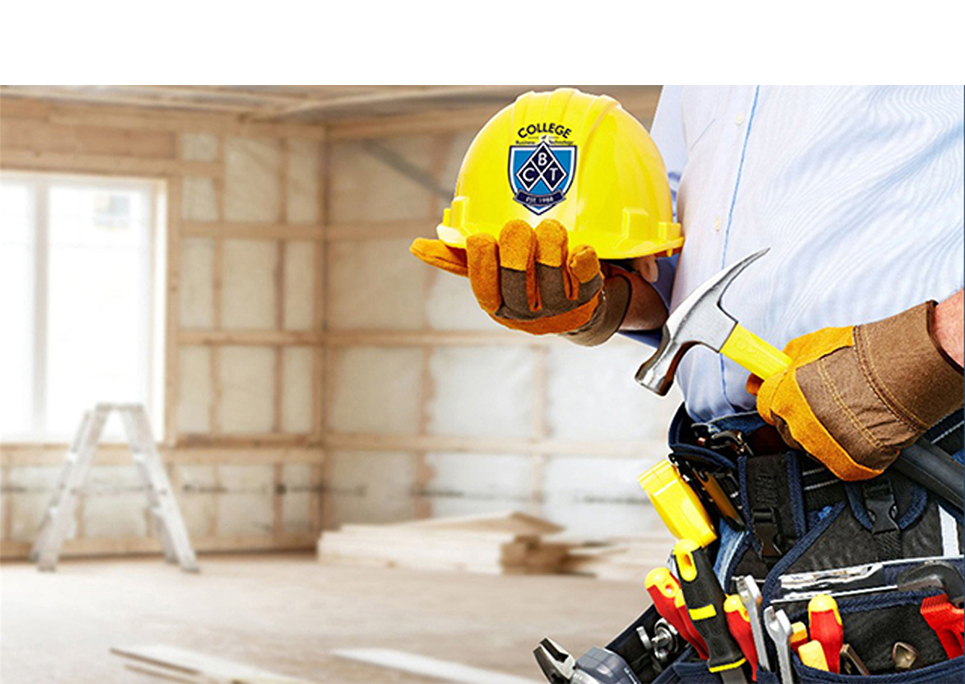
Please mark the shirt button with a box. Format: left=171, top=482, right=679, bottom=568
left=735, top=113, right=745, bottom=125
left=714, top=216, right=722, bottom=232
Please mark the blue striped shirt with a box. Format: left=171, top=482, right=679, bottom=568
left=632, top=86, right=964, bottom=422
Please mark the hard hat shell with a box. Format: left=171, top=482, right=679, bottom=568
left=437, top=88, right=683, bottom=260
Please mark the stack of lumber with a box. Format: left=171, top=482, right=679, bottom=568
left=317, top=512, right=571, bottom=575
left=561, top=535, right=674, bottom=582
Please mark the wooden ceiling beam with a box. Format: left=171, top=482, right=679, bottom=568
left=0, top=86, right=260, bottom=114
left=251, top=85, right=544, bottom=121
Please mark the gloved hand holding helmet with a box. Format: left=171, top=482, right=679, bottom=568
left=411, top=88, right=683, bottom=345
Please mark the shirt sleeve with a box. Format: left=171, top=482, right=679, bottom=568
left=619, top=87, right=687, bottom=348
left=649, top=85, right=687, bottom=220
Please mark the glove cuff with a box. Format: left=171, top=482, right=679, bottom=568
left=561, top=274, right=632, bottom=347
left=858, top=300, right=965, bottom=433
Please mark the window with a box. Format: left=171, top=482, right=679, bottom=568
left=0, top=172, right=165, bottom=442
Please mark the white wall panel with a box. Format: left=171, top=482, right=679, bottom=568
left=177, top=346, right=211, bottom=434
left=224, top=137, right=281, bottom=222
left=283, top=241, right=315, bottom=330
left=282, top=463, right=314, bottom=532
left=82, top=466, right=148, bottom=538
left=328, top=347, right=423, bottom=434
left=6, top=466, right=60, bottom=541
left=425, top=269, right=494, bottom=331
left=542, top=456, right=667, bottom=539
left=427, top=346, right=535, bottom=438
left=547, top=343, right=682, bottom=444
left=180, top=132, right=218, bottom=162
left=218, top=346, right=275, bottom=434
left=215, top=465, right=274, bottom=535
left=282, top=346, right=313, bottom=434
left=221, top=239, right=277, bottom=329
left=179, top=237, right=215, bottom=328
left=424, top=452, right=533, bottom=518
left=176, top=465, right=218, bottom=538
left=328, top=137, right=435, bottom=223
left=439, top=131, right=475, bottom=190
left=329, top=451, right=416, bottom=526
left=328, top=239, right=427, bottom=330
left=181, top=176, right=219, bottom=222
left=286, top=139, right=319, bottom=224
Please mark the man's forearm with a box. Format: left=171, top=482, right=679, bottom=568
left=617, top=272, right=670, bottom=332
left=934, top=288, right=964, bottom=368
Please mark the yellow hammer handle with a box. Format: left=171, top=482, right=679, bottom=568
left=720, top=324, right=792, bottom=379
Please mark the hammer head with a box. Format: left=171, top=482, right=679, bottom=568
left=636, top=249, right=769, bottom=395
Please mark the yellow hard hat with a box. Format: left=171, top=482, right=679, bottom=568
left=437, top=88, right=683, bottom=260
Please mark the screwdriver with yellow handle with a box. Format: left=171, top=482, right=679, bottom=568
left=674, top=539, right=748, bottom=683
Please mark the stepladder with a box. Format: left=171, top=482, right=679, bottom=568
left=31, top=403, right=199, bottom=573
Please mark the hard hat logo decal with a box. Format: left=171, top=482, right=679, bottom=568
left=508, top=139, right=576, bottom=215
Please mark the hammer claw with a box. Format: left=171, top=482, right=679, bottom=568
left=637, top=249, right=773, bottom=395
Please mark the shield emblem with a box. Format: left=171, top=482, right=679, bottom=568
left=509, top=139, right=576, bottom=214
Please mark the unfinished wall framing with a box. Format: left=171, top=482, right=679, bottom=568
left=1, top=88, right=676, bottom=558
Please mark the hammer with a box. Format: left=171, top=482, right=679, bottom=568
left=635, top=249, right=788, bottom=395
left=635, top=249, right=965, bottom=515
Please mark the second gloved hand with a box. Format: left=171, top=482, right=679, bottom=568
left=411, top=219, right=630, bottom=344
left=748, top=302, right=964, bottom=480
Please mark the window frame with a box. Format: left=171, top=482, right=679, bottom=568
left=1, top=170, right=166, bottom=443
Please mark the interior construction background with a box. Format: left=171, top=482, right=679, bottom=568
left=0, top=90, right=682, bottom=559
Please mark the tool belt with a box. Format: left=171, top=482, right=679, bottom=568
left=605, top=406, right=964, bottom=684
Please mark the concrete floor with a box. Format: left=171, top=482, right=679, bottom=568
left=0, top=553, right=652, bottom=684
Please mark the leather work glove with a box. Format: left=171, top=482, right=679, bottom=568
left=748, top=302, right=964, bottom=481
left=410, top=219, right=631, bottom=345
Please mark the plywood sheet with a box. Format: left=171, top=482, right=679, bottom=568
left=82, top=466, right=148, bottom=538
left=423, top=453, right=533, bottom=519
left=286, top=139, right=319, bottom=224
left=180, top=132, right=219, bottom=162
left=328, top=136, right=436, bottom=223
left=328, top=348, right=423, bottom=434
left=328, top=239, right=427, bottom=330
left=175, top=465, right=217, bottom=538
left=218, top=346, right=275, bottom=434
left=328, top=451, right=416, bottom=527
left=177, top=346, right=212, bottom=434
left=179, top=238, right=215, bottom=329
left=282, top=347, right=313, bottom=434
left=425, top=269, right=495, bottom=331
left=427, top=346, right=535, bottom=439
left=542, top=455, right=665, bottom=539
left=181, top=177, right=219, bottom=222
left=221, top=239, right=277, bottom=330
left=224, top=137, right=280, bottom=222
left=216, top=465, right=274, bottom=535
left=283, top=241, right=315, bottom=331
left=546, top=343, right=682, bottom=442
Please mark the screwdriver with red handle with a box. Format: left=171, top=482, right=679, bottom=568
left=724, top=594, right=758, bottom=681
left=808, top=594, right=843, bottom=674
left=645, top=566, right=708, bottom=659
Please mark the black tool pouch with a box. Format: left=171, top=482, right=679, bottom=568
left=653, top=408, right=964, bottom=684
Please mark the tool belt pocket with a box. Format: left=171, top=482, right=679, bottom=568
left=787, top=592, right=964, bottom=682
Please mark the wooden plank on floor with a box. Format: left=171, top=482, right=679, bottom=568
left=331, top=649, right=542, bottom=684
left=111, top=644, right=318, bottom=684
